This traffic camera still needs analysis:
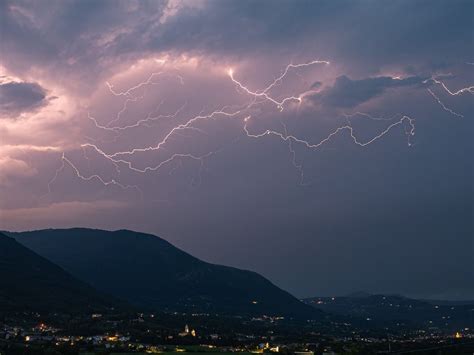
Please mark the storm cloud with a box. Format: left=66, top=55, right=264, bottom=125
left=0, top=0, right=472, bottom=300
left=0, top=81, right=48, bottom=117
left=310, top=75, right=426, bottom=108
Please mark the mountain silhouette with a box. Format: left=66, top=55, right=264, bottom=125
left=0, top=232, right=113, bottom=313
left=11, top=228, right=319, bottom=318
left=303, top=293, right=473, bottom=328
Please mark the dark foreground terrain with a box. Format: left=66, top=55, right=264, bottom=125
left=1, top=229, right=473, bottom=354
left=1, top=288, right=473, bottom=354
left=7, top=228, right=317, bottom=319
left=1, top=308, right=473, bottom=355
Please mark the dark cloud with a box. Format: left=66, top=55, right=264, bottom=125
left=150, top=0, right=474, bottom=73
left=0, top=81, right=48, bottom=117
left=0, top=0, right=167, bottom=89
left=1, top=0, right=472, bottom=83
left=310, top=75, right=425, bottom=108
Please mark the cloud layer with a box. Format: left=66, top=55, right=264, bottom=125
left=0, top=0, right=472, bottom=299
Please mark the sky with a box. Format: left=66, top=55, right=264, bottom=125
left=0, top=0, right=473, bottom=300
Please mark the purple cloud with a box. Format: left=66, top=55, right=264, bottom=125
left=0, top=80, right=48, bottom=117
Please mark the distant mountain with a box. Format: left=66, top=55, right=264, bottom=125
left=344, top=291, right=373, bottom=298
left=10, top=228, right=319, bottom=318
left=0, top=232, right=114, bottom=313
left=303, top=293, right=474, bottom=329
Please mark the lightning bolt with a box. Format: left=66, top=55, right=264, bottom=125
left=48, top=152, right=142, bottom=196
left=342, top=112, right=401, bottom=122
left=43, top=155, right=66, bottom=198
left=103, top=71, right=184, bottom=127
left=280, top=119, right=306, bottom=186
left=87, top=102, right=187, bottom=132
left=427, top=88, right=464, bottom=118
left=423, top=76, right=473, bottom=118
left=259, top=60, right=330, bottom=93
left=424, top=77, right=474, bottom=96
left=228, top=59, right=329, bottom=110
left=100, top=103, right=253, bottom=160
left=243, top=115, right=415, bottom=149
left=46, top=57, right=470, bottom=199
left=105, top=71, right=166, bottom=97
left=105, top=95, right=144, bottom=128
left=239, top=112, right=415, bottom=186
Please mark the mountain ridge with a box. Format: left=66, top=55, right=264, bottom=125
left=8, top=228, right=319, bottom=319
left=0, top=232, right=116, bottom=313
left=303, top=293, right=474, bottom=329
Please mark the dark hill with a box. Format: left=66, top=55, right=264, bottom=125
left=10, top=228, right=319, bottom=319
left=303, top=294, right=474, bottom=329
left=0, top=232, right=114, bottom=313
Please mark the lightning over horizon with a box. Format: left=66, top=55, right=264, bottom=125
left=40, top=58, right=463, bottom=197
left=1, top=0, right=472, bottom=302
